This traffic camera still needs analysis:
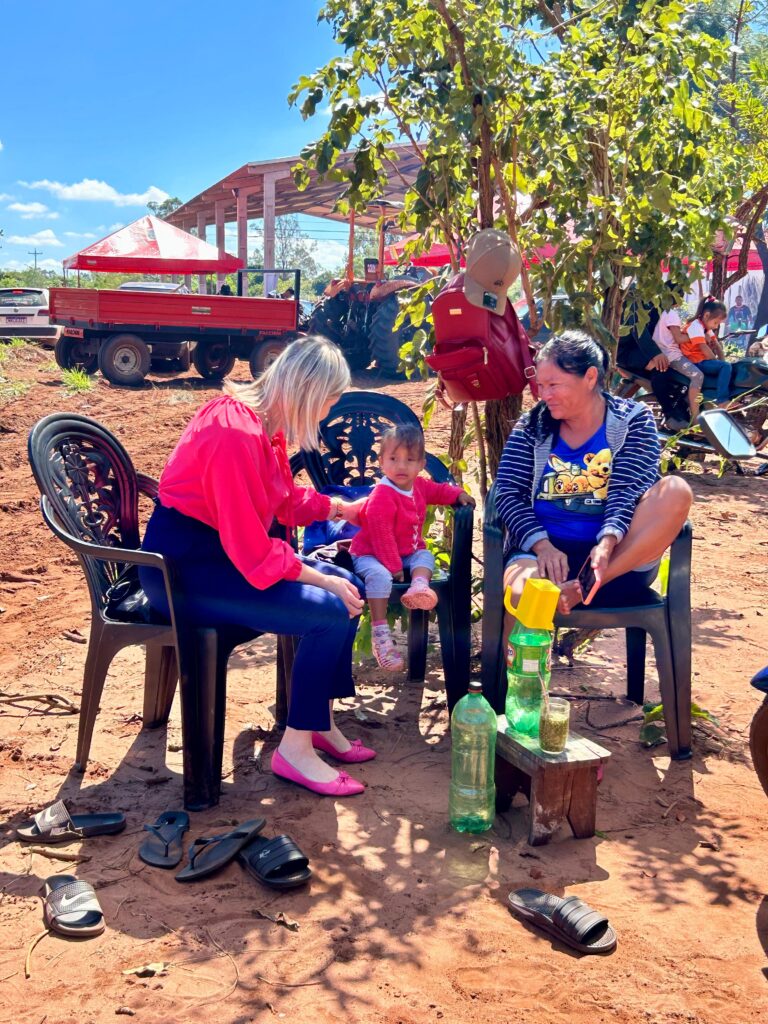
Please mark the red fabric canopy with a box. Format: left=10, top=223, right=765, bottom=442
left=63, top=216, right=243, bottom=273
left=384, top=235, right=558, bottom=268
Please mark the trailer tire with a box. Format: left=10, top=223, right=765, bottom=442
left=193, top=338, right=236, bottom=380
left=178, top=342, right=192, bottom=372
left=54, top=335, right=98, bottom=375
left=250, top=337, right=287, bottom=378
left=98, top=334, right=151, bottom=387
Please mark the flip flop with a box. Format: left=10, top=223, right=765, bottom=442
left=175, top=818, right=266, bottom=883
left=237, top=834, right=312, bottom=890
left=138, top=811, right=190, bottom=868
left=507, top=889, right=617, bottom=955
left=16, top=800, right=126, bottom=845
left=43, top=875, right=105, bottom=938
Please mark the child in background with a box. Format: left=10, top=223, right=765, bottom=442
left=652, top=296, right=704, bottom=422
left=350, top=424, right=475, bottom=671
left=681, top=296, right=732, bottom=409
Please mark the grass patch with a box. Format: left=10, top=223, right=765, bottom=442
left=0, top=378, right=31, bottom=402
left=61, top=367, right=95, bottom=393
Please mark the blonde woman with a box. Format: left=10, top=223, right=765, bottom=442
left=139, top=337, right=373, bottom=797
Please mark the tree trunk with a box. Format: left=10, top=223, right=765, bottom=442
left=485, top=394, right=523, bottom=479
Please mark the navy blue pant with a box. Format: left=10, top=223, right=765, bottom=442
left=139, top=503, right=362, bottom=732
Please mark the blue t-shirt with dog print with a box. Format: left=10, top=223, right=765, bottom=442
left=532, top=423, right=613, bottom=544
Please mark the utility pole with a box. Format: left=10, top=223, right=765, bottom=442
left=28, top=248, right=43, bottom=269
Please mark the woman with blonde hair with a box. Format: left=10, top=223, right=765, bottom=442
left=139, top=337, right=373, bottom=797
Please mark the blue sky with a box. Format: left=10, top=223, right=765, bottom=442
left=0, top=0, right=355, bottom=272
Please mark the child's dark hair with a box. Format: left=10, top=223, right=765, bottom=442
left=379, top=423, right=425, bottom=458
left=529, top=330, right=610, bottom=440
left=694, top=295, right=726, bottom=321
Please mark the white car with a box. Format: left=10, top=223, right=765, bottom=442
left=0, top=286, right=57, bottom=340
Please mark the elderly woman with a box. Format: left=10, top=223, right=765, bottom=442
left=496, top=331, right=692, bottom=619
left=139, top=337, right=372, bottom=798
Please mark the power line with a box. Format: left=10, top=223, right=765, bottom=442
left=28, top=248, right=43, bottom=270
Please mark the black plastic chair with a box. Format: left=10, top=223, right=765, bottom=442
left=294, top=391, right=474, bottom=711
left=481, top=480, right=693, bottom=759
left=27, top=413, right=269, bottom=811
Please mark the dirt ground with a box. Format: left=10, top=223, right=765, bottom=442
left=0, top=341, right=767, bottom=1024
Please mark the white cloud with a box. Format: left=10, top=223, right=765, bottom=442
left=311, top=239, right=348, bottom=271
left=19, top=178, right=170, bottom=207
left=6, top=228, right=64, bottom=248
left=107, top=222, right=125, bottom=233
left=7, top=201, right=59, bottom=220
left=0, top=193, right=13, bottom=201
left=1, top=257, right=61, bottom=272
left=0, top=140, right=4, bottom=151
left=64, top=230, right=97, bottom=240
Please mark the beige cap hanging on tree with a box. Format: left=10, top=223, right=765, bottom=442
left=462, top=229, right=522, bottom=316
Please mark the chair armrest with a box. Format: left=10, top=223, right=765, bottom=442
left=481, top=482, right=507, bottom=711
left=448, top=502, right=473, bottom=591
left=137, top=473, right=159, bottom=500
left=40, top=495, right=178, bottom=626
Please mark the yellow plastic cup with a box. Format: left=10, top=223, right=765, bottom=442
left=504, top=577, right=560, bottom=631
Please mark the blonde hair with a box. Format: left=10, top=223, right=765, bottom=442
left=224, top=335, right=350, bottom=449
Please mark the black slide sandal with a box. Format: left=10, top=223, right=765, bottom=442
left=139, top=811, right=190, bottom=868
left=43, top=875, right=105, bottom=938
left=508, top=889, right=617, bottom=955
left=16, top=800, right=126, bottom=845
left=237, top=834, right=311, bottom=890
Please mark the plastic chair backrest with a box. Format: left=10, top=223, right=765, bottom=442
left=27, top=413, right=142, bottom=614
left=305, top=391, right=451, bottom=486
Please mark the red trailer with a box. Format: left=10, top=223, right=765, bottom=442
left=51, top=217, right=304, bottom=386
left=51, top=275, right=301, bottom=386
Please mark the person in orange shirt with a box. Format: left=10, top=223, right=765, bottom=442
left=680, top=297, right=732, bottom=408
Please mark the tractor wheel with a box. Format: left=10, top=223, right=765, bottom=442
left=369, top=291, right=415, bottom=378
left=98, top=333, right=150, bottom=387
left=250, top=337, right=287, bottom=378
left=308, top=291, right=349, bottom=347
left=54, top=335, right=98, bottom=375
left=749, top=699, right=768, bottom=800
left=192, top=338, right=236, bottom=380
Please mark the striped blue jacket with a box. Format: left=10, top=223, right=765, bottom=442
left=496, top=393, right=661, bottom=553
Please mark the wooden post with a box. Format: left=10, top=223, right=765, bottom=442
left=263, top=171, right=279, bottom=296
left=215, top=200, right=227, bottom=292
left=196, top=212, right=207, bottom=294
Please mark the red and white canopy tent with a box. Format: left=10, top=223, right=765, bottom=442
left=63, top=216, right=243, bottom=275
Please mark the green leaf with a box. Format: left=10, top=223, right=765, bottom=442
left=639, top=722, right=667, bottom=748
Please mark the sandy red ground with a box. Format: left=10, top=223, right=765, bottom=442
left=0, top=342, right=767, bottom=1024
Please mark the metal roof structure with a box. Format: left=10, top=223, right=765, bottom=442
left=164, top=144, right=421, bottom=291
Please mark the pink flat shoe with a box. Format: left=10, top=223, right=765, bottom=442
left=311, top=733, right=377, bottom=763
left=271, top=749, right=365, bottom=797
left=401, top=584, right=438, bottom=611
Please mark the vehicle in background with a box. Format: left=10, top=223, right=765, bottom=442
left=50, top=268, right=303, bottom=386
left=513, top=293, right=570, bottom=346
left=0, top=287, right=58, bottom=343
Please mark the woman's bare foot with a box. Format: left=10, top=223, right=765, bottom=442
left=557, top=579, right=583, bottom=615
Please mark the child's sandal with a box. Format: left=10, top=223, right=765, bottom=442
left=372, top=632, right=404, bottom=671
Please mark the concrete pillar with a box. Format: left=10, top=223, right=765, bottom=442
left=236, top=189, right=249, bottom=278
left=196, top=212, right=208, bottom=294
left=215, top=200, right=227, bottom=292
left=263, top=172, right=279, bottom=296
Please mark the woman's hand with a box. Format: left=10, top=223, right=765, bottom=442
left=589, top=535, right=618, bottom=588
left=338, top=499, right=366, bottom=525
left=456, top=492, right=476, bottom=508
left=325, top=575, right=365, bottom=617
left=531, top=538, right=569, bottom=585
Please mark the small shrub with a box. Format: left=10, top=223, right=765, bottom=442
left=0, top=378, right=31, bottom=402
left=61, top=368, right=95, bottom=393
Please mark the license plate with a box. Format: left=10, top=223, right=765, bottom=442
left=5, top=315, right=29, bottom=324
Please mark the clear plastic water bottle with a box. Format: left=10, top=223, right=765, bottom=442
left=449, top=680, right=497, bottom=833
left=504, top=578, right=560, bottom=738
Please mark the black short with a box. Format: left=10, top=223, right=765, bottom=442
left=504, top=536, right=659, bottom=608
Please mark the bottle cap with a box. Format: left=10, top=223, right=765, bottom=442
left=504, top=577, right=560, bottom=630
left=468, top=680, right=483, bottom=694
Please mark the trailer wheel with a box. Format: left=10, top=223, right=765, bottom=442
left=250, top=338, right=287, bottom=378
left=98, top=333, right=151, bottom=387
left=54, top=335, right=98, bottom=375
left=193, top=338, right=236, bottom=380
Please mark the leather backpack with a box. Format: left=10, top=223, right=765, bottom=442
left=428, top=272, right=538, bottom=404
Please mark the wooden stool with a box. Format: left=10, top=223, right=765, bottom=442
left=495, top=715, right=611, bottom=846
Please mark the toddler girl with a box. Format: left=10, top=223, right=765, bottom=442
left=350, top=423, right=475, bottom=671
left=680, top=297, right=732, bottom=409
